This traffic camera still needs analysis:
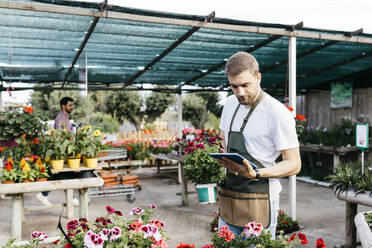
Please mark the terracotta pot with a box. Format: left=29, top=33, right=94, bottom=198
left=86, top=158, right=98, bottom=168
left=2, top=180, right=15, bottom=184
left=36, top=178, right=48, bottom=182
left=22, top=179, right=32, bottom=183
left=67, top=158, right=81, bottom=169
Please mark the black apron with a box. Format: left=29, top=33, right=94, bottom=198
left=218, top=90, right=271, bottom=228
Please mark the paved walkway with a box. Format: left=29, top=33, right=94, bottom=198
left=0, top=167, right=370, bottom=247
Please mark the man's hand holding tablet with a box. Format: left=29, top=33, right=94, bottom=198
left=210, top=153, right=259, bottom=179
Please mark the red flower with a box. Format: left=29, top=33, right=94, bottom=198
left=287, top=233, right=296, bottom=242
left=201, top=245, right=214, bottom=248
left=24, top=106, right=34, bottom=114
left=40, top=167, right=45, bottom=173
left=51, top=239, right=59, bottom=244
left=115, top=210, right=122, bottom=216
left=31, top=138, right=39, bottom=145
left=126, top=146, right=133, bottom=152
left=286, top=106, right=294, bottom=112
left=298, top=233, right=308, bottom=245
left=148, top=129, right=153, bottom=134
left=64, top=244, right=72, bottom=248
left=5, top=162, right=12, bottom=171
left=316, top=238, right=326, bottom=248
left=22, top=134, right=27, bottom=139
left=0, top=146, right=2, bottom=152
left=295, top=114, right=306, bottom=121
left=176, top=243, right=195, bottom=248
left=143, top=129, right=148, bottom=134
left=106, top=205, right=116, bottom=214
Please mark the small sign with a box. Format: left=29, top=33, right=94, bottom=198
left=356, top=123, right=369, bottom=149
left=186, top=134, right=195, bottom=142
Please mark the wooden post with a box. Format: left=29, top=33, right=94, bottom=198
left=288, top=36, right=297, bottom=220
left=65, top=189, right=74, bottom=219
left=79, top=189, right=89, bottom=219
left=11, top=194, right=23, bottom=240
left=345, top=202, right=358, bottom=247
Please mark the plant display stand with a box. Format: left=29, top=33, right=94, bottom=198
left=355, top=211, right=372, bottom=248
left=0, top=175, right=103, bottom=240
left=89, top=184, right=136, bottom=202
left=336, top=191, right=372, bottom=247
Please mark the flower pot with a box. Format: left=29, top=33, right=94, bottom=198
left=2, top=180, right=15, bottom=184
left=355, top=211, right=372, bottom=247
left=36, top=178, right=48, bottom=182
left=51, top=160, right=64, bottom=170
left=337, top=190, right=372, bottom=207
left=67, top=158, right=81, bottom=169
left=196, top=183, right=217, bottom=204
left=86, top=158, right=98, bottom=168
left=22, top=179, right=32, bottom=183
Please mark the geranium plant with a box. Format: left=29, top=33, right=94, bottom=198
left=6, top=204, right=169, bottom=248
left=0, top=106, right=47, bottom=141
left=204, top=222, right=326, bottom=248
left=183, top=130, right=225, bottom=185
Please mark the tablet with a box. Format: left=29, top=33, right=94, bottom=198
left=209, top=153, right=258, bottom=169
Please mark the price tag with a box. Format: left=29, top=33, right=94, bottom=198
left=356, top=123, right=369, bottom=149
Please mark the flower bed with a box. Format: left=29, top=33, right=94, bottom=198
left=5, top=205, right=327, bottom=248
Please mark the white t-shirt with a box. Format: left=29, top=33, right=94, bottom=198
left=219, top=93, right=299, bottom=200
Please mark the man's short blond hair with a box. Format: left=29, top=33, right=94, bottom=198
left=225, top=52, right=260, bottom=76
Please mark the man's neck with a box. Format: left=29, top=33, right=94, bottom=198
left=62, top=110, right=69, bottom=117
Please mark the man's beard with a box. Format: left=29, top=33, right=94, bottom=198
left=66, top=109, right=72, bottom=114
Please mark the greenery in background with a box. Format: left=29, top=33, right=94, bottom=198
left=0, top=107, right=47, bottom=141
left=182, top=92, right=222, bottom=129
left=89, top=113, right=120, bottom=133
left=105, top=89, right=174, bottom=131
left=327, top=161, right=372, bottom=195
left=299, top=118, right=357, bottom=147
left=31, top=90, right=96, bottom=122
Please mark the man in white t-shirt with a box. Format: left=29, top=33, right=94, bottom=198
left=216, top=52, right=301, bottom=239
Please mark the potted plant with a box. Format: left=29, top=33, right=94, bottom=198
left=66, top=137, right=82, bottom=169
left=183, top=130, right=225, bottom=204
left=0, top=106, right=47, bottom=145
left=355, top=211, right=372, bottom=247
left=44, top=129, right=69, bottom=170
left=327, top=161, right=372, bottom=205
left=0, top=158, right=18, bottom=184
left=80, top=128, right=103, bottom=168
left=31, top=157, right=49, bottom=182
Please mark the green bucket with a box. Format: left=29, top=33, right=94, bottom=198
left=196, top=183, right=217, bottom=204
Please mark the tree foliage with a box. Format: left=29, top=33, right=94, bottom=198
left=182, top=92, right=222, bottom=129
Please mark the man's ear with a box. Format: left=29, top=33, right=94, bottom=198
left=257, top=72, right=262, bottom=84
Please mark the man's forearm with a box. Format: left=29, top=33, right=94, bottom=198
left=259, top=159, right=301, bottom=178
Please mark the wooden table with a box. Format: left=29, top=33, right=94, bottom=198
left=300, top=144, right=370, bottom=172
left=0, top=175, right=103, bottom=240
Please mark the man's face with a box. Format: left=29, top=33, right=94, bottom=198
left=228, top=70, right=261, bottom=106
left=63, top=101, right=74, bottom=114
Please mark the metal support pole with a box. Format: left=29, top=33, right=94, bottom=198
left=288, top=36, right=297, bottom=220
left=361, top=149, right=365, bottom=175
left=177, top=93, right=182, bottom=184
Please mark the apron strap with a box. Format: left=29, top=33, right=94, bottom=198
left=240, top=90, right=264, bottom=132
left=229, top=90, right=265, bottom=133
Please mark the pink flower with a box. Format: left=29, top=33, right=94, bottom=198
left=148, top=204, right=157, bottom=210
left=130, top=207, right=145, bottom=215
left=201, top=244, right=214, bottom=248
left=106, top=206, right=116, bottom=214
left=151, top=238, right=168, bottom=248
left=244, top=222, right=263, bottom=238
left=30, top=231, right=48, bottom=241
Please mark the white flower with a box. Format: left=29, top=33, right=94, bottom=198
left=139, top=224, right=162, bottom=241
left=30, top=231, right=48, bottom=242
left=84, top=231, right=105, bottom=248
left=109, top=227, right=121, bottom=242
